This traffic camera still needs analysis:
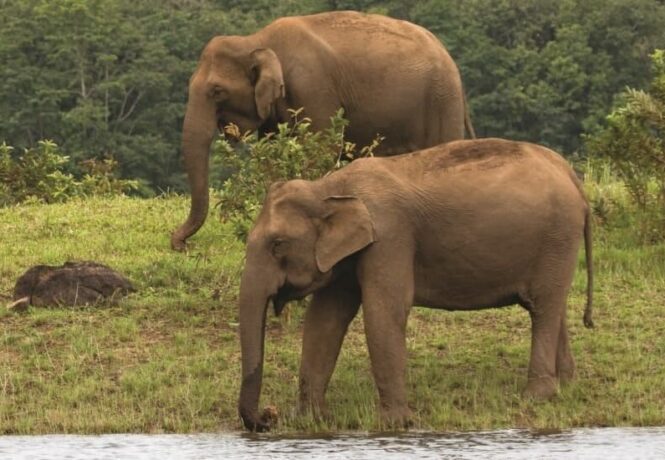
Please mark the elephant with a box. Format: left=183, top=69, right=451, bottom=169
left=237, top=138, right=594, bottom=431
left=171, top=11, right=475, bottom=250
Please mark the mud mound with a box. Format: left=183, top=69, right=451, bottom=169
left=9, top=261, right=134, bottom=311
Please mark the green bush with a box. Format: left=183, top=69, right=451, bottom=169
left=586, top=49, right=665, bottom=242
left=0, top=140, right=138, bottom=206
left=212, top=109, right=380, bottom=240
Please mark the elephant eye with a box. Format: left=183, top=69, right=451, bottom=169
left=209, top=86, right=228, bottom=100
left=271, top=239, right=289, bottom=257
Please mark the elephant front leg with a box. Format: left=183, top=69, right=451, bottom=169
left=359, top=259, right=415, bottom=428
left=299, top=277, right=361, bottom=419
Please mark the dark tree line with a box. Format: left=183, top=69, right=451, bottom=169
left=1, top=0, right=664, bottom=193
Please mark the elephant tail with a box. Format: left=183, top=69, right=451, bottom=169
left=583, top=208, right=594, bottom=329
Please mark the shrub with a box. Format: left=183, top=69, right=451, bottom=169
left=585, top=50, right=665, bottom=242
left=0, top=140, right=138, bottom=206
left=213, top=109, right=381, bottom=240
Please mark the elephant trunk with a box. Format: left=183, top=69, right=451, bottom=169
left=171, top=89, right=217, bottom=251
left=237, top=257, right=278, bottom=432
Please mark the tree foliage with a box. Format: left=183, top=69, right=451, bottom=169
left=409, top=0, right=665, bottom=153
left=214, top=109, right=379, bottom=240
left=586, top=50, right=665, bottom=240
left=0, top=0, right=232, bottom=193
left=0, top=140, right=137, bottom=206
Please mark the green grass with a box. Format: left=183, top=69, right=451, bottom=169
left=1, top=190, right=664, bottom=434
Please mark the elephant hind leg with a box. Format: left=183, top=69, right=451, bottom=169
left=425, top=84, right=464, bottom=145
left=524, top=293, right=567, bottom=399
left=556, top=312, right=575, bottom=384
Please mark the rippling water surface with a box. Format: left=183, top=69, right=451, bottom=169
left=2, top=427, right=665, bottom=459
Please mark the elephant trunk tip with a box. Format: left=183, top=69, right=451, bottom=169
left=170, top=197, right=210, bottom=251
left=170, top=231, right=188, bottom=252
left=583, top=306, right=594, bottom=329
left=239, top=405, right=277, bottom=432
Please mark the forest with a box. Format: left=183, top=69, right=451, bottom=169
left=1, top=0, right=664, bottom=193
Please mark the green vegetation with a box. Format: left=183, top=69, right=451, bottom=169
left=214, top=109, right=379, bottom=240
left=1, top=168, right=664, bottom=433
left=586, top=50, right=665, bottom=242
left=0, top=140, right=137, bottom=206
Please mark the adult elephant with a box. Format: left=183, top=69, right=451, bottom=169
left=171, top=11, right=474, bottom=250
left=237, top=138, right=593, bottom=431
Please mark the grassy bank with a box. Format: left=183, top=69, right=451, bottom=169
left=1, top=189, right=664, bottom=434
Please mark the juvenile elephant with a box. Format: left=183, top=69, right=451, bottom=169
left=172, top=11, right=474, bottom=250
left=237, top=138, right=593, bottom=432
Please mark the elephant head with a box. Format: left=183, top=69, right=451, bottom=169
left=237, top=180, right=375, bottom=431
left=171, top=37, right=286, bottom=251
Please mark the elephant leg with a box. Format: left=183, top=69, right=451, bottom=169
left=556, top=312, right=575, bottom=384
left=358, top=252, right=414, bottom=428
left=525, top=293, right=566, bottom=399
left=426, top=91, right=464, bottom=145
left=299, top=276, right=361, bottom=417
left=362, top=288, right=413, bottom=427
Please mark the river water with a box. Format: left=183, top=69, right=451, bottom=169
left=1, top=427, right=664, bottom=459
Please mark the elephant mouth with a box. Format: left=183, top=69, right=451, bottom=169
left=215, top=109, right=232, bottom=134
left=217, top=117, right=243, bottom=141
left=271, top=273, right=335, bottom=316
left=271, top=283, right=300, bottom=316
left=271, top=282, right=316, bottom=316
left=216, top=111, right=229, bottom=134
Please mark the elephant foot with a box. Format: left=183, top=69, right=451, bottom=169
left=523, top=376, right=558, bottom=400
left=298, top=397, right=330, bottom=422
left=379, top=405, right=414, bottom=430
left=557, top=366, right=575, bottom=385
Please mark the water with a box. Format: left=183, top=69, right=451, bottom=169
left=1, top=428, right=665, bottom=459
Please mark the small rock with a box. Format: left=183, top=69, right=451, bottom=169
left=261, top=405, right=279, bottom=426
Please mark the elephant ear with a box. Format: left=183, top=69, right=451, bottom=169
left=251, top=48, right=285, bottom=121
left=315, top=196, right=376, bottom=273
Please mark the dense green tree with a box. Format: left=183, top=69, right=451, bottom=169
left=586, top=49, right=664, bottom=227
left=0, top=0, right=230, bottom=192
left=410, top=0, right=665, bottom=153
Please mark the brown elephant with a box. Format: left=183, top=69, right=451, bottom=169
left=237, top=138, right=594, bottom=432
left=171, top=11, right=475, bottom=250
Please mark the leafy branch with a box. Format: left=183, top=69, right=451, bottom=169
left=212, top=109, right=380, bottom=240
